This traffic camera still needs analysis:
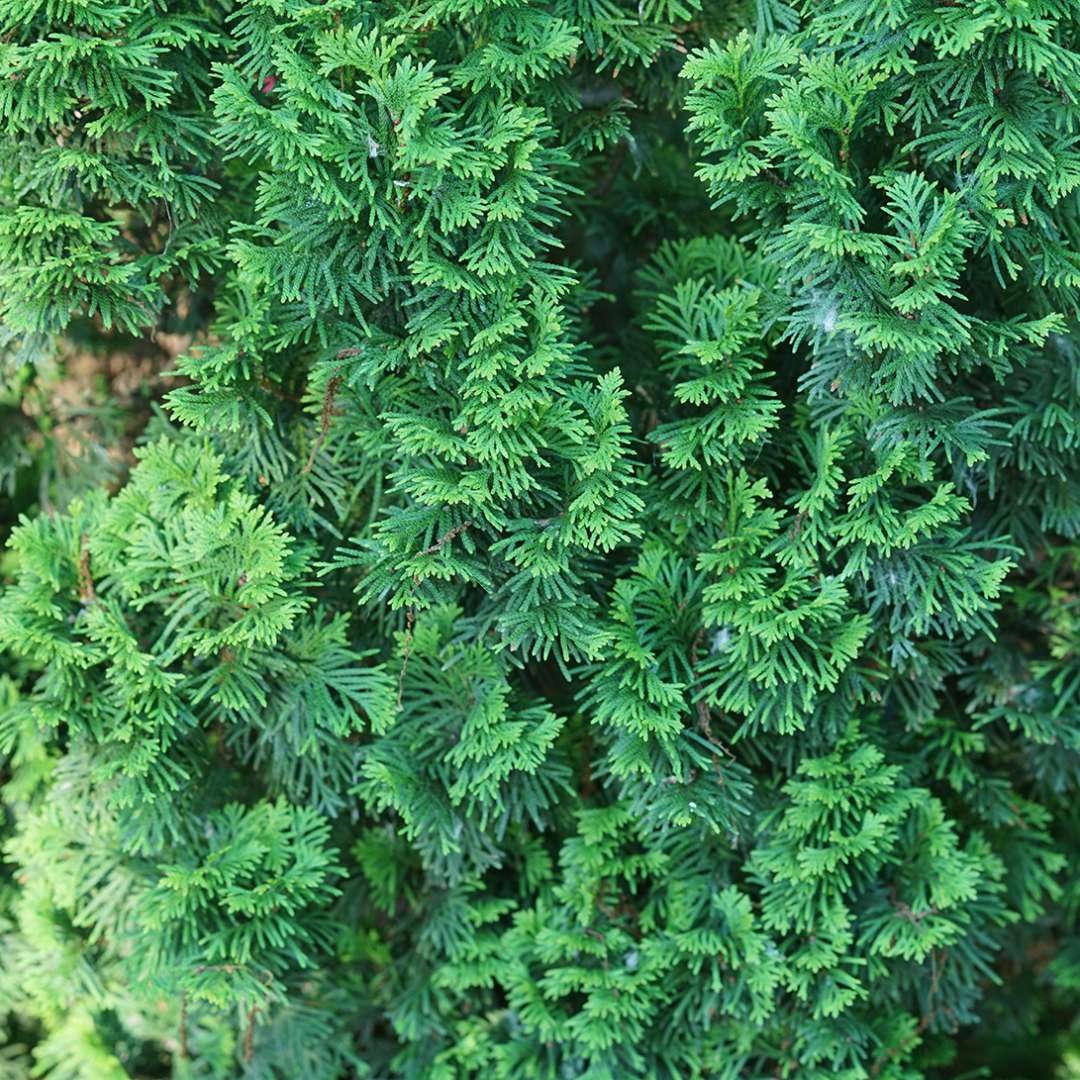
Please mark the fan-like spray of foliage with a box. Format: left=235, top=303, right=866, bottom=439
left=1, top=0, right=1079, bottom=1077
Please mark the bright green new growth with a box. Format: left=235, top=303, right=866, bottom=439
left=1, top=0, right=1080, bottom=1077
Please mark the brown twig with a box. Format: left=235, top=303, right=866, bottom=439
left=418, top=521, right=471, bottom=557
left=689, top=626, right=713, bottom=733
left=301, top=373, right=344, bottom=474
left=762, top=167, right=791, bottom=190
left=178, top=993, right=189, bottom=1060
left=689, top=628, right=734, bottom=764
left=299, top=348, right=362, bottom=474
left=243, top=1004, right=258, bottom=1064
left=396, top=606, right=416, bottom=709
left=77, top=533, right=97, bottom=604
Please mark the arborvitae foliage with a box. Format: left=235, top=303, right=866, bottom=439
left=2, top=0, right=1080, bottom=1078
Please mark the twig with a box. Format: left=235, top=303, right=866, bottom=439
left=689, top=626, right=712, bottom=732
left=301, top=373, right=344, bottom=474
left=300, top=348, right=362, bottom=474
left=418, top=520, right=471, bottom=557
left=243, top=1004, right=258, bottom=1064
left=178, top=993, right=189, bottom=1060
left=689, top=627, right=734, bottom=762
left=77, top=533, right=97, bottom=604
left=397, top=606, right=416, bottom=709
left=762, top=167, right=791, bottom=190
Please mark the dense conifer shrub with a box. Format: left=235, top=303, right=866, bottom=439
left=1, top=0, right=1080, bottom=1076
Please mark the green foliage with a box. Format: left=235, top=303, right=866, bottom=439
left=2, top=0, right=1080, bottom=1078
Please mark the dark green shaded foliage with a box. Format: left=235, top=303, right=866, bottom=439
left=1, top=1, right=1079, bottom=1078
